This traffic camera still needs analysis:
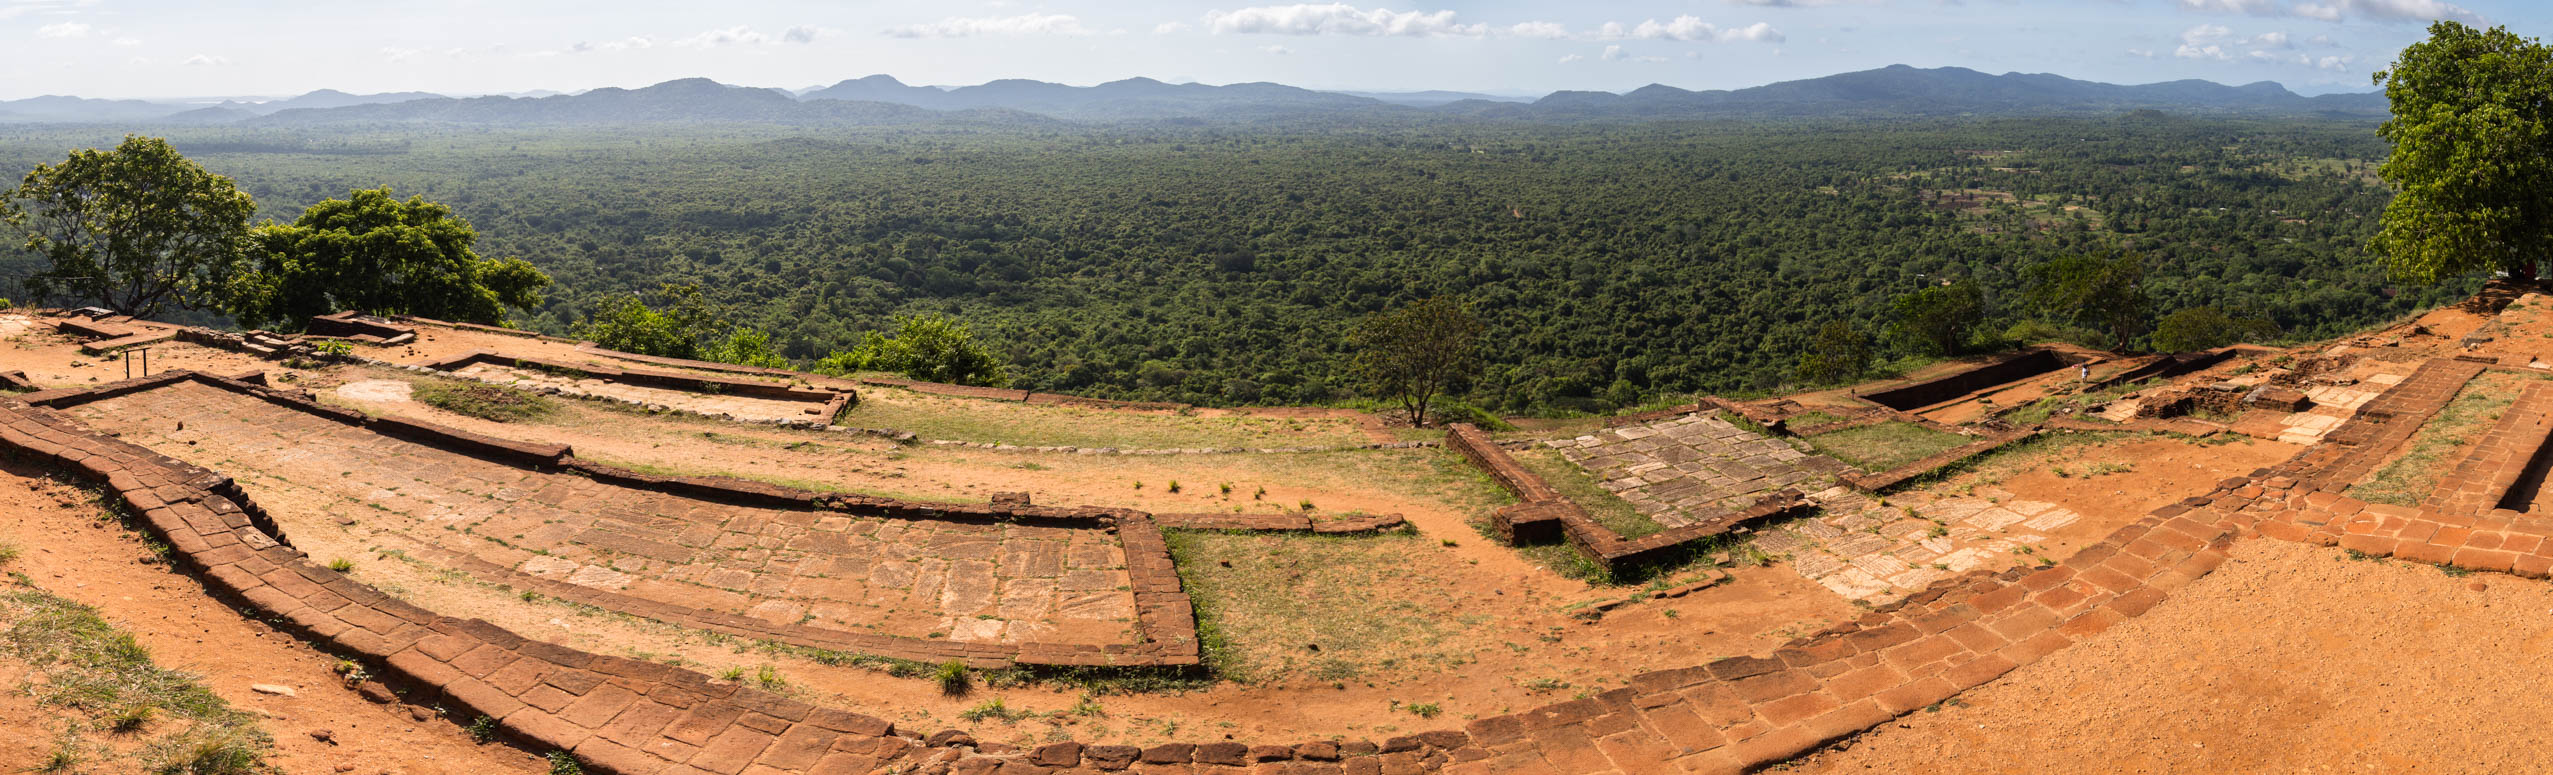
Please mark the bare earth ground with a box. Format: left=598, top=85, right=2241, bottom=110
left=0, top=459, right=544, bottom=774
left=1785, top=538, right=2553, bottom=774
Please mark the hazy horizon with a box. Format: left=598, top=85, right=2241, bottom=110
left=3, top=0, right=2528, bottom=102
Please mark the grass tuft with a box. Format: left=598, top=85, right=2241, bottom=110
left=413, top=380, right=558, bottom=423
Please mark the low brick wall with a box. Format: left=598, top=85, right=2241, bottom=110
left=2090, top=348, right=2235, bottom=391
left=393, top=314, right=585, bottom=344
left=421, top=350, right=844, bottom=405
left=1152, top=512, right=1408, bottom=534
left=2424, top=381, right=2553, bottom=516
left=305, top=311, right=418, bottom=345
left=2286, top=359, right=2486, bottom=490
left=1701, top=396, right=1787, bottom=432
left=1856, top=350, right=2070, bottom=412
left=1450, top=423, right=1809, bottom=575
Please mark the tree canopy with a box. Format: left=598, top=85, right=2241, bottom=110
left=813, top=314, right=1007, bottom=387
left=1, top=135, right=253, bottom=316
left=2150, top=306, right=2281, bottom=352
left=1885, top=280, right=1987, bottom=356
left=2027, top=253, right=2150, bottom=351
left=1351, top=297, right=1481, bottom=427
left=235, top=186, right=550, bottom=328
left=2370, top=22, right=2553, bottom=283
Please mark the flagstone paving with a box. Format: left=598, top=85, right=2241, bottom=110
left=1544, top=413, right=1848, bottom=528
left=68, top=380, right=1138, bottom=647
left=1751, top=487, right=2079, bottom=603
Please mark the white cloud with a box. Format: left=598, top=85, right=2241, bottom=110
left=676, top=25, right=829, bottom=47
left=1203, top=4, right=1483, bottom=37
left=2307, top=34, right=2335, bottom=45
left=1505, top=21, right=1569, bottom=39
left=1557, top=53, right=1584, bottom=63
left=1154, top=21, right=1190, bottom=34
left=886, top=13, right=1092, bottom=38
left=2180, top=24, right=2233, bottom=45
left=568, top=36, right=654, bottom=53
left=2181, top=0, right=2479, bottom=24
left=2126, top=48, right=2156, bottom=58
left=2320, top=0, right=2480, bottom=23
left=2177, top=0, right=2282, bottom=14
left=1596, top=16, right=1784, bottom=43
left=1719, top=22, right=1784, bottom=42
left=2174, top=28, right=2235, bottom=60
left=2316, top=54, right=2355, bottom=70
left=1260, top=44, right=1291, bottom=54
left=35, top=20, right=87, bottom=37
left=381, top=46, right=422, bottom=62
left=112, top=35, right=136, bottom=46
left=2247, top=31, right=2290, bottom=47
left=183, top=53, right=230, bottom=66
left=1601, top=44, right=1627, bottom=61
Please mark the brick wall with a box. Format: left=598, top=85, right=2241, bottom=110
left=1856, top=350, right=2069, bottom=412
left=421, top=350, right=846, bottom=405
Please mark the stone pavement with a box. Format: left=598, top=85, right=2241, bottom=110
left=1547, top=414, right=1846, bottom=529
left=69, top=380, right=1140, bottom=651
left=454, top=361, right=824, bottom=423
left=1754, top=487, right=2077, bottom=603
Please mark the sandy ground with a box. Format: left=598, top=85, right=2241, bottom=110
left=1785, top=538, right=2553, bottom=774
left=0, top=460, right=545, bottom=774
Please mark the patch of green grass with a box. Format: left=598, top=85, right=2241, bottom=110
left=1803, top=421, right=1971, bottom=473
left=0, top=582, right=271, bottom=774
left=1508, top=448, right=1663, bottom=539
left=959, top=698, right=1029, bottom=723
left=413, top=380, right=558, bottom=423
left=2350, top=372, right=2532, bottom=507
left=1165, top=529, right=1476, bottom=686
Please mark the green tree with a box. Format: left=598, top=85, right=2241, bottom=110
left=235, top=187, right=549, bottom=328
left=0, top=136, right=253, bottom=316
left=814, top=314, right=1006, bottom=386
left=2370, top=22, right=2553, bottom=283
left=1884, top=280, right=1985, bottom=356
left=1795, top=320, right=1871, bottom=385
left=2150, top=307, right=2282, bottom=352
left=573, top=283, right=725, bottom=359
left=2027, top=254, right=2149, bottom=352
left=702, top=328, right=789, bottom=368
left=1350, top=296, right=1482, bottom=428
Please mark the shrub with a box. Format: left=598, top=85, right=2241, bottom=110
left=933, top=659, right=971, bottom=695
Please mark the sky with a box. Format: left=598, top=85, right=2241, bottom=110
left=0, top=0, right=2533, bottom=101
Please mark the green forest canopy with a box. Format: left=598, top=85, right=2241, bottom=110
left=0, top=114, right=2469, bottom=413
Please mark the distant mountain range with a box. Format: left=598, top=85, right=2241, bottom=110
left=0, top=65, right=2387, bottom=127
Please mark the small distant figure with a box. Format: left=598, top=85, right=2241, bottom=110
left=2078, top=363, right=2090, bottom=382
